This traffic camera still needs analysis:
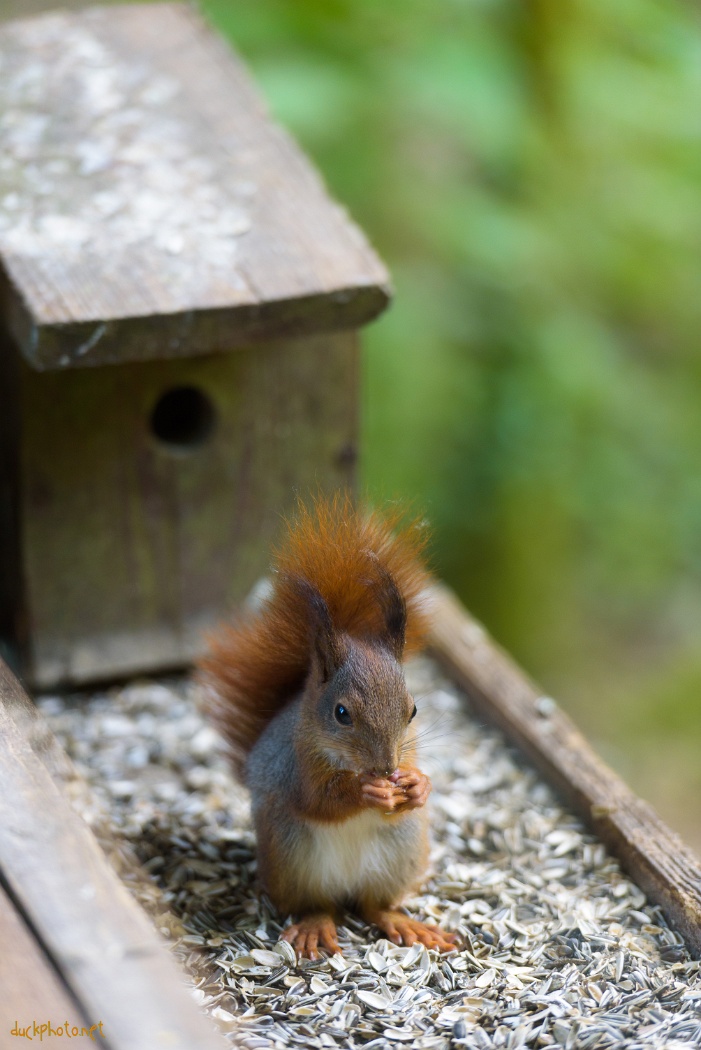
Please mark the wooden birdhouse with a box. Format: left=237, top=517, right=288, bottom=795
left=0, top=3, right=390, bottom=688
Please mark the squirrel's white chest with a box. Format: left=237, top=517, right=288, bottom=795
left=297, top=809, right=407, bottom=904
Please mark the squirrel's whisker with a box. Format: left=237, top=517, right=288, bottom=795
left=410, top=711, right=452, bottom=741
left=411, top=725, right=453, bottom=745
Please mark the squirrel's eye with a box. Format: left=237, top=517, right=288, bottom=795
left=334, top=703, right=352, bottom=726
left=409, top=703, right=417, bottom=721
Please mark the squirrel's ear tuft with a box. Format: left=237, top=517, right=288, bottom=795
left=285, top=574, right=343, bottom=683
left=364, top=552, right=407, bottom=661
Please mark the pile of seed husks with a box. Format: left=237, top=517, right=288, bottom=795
left=39, top=657, right=701, bottom=1050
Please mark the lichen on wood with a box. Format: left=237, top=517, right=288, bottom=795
left=0, top=4, right=390, bottom=368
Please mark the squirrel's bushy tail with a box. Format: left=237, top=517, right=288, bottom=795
left=198, top=493, right=432, bottom=779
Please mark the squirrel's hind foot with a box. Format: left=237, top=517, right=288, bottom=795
left=363, top=908, right=457, bottom=953
left=281, top=913, right=340, bottom=960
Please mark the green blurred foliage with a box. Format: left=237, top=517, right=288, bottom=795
left=215, top=1, right=701, bottom=838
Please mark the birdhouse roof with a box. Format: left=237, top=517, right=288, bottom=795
left=0, top=4, right=391, bottom=370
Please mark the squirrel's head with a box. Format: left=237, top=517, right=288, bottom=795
left=292, top=569, right=418, bottom=777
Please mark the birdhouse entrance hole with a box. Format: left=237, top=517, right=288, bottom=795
left=150, top=386, right=216, bottom=450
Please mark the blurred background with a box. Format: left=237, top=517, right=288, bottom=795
left=3, top=0, right=700, bottom=852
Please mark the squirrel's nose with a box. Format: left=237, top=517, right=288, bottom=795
left=370, top=766, right=397, bottom=779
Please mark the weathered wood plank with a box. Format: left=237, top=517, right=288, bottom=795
left=0, top=881, right=99, bottom=1046
left=0, top=658, right=227, bottom=1050
left=0, top=330, right=24, bottom=670
left=0, top=3, right=390, bottom=369
left=427, top=583, right=701, bottom=957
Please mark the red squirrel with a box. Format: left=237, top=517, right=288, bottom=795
left=198, top=494, right=456, bottom=959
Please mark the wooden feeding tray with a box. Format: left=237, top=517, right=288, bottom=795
left=0, top=658, right=227, bottom=1050
left=428, top=586, right=701, bottom=958
left=1, top=587, right=699, bottom=1049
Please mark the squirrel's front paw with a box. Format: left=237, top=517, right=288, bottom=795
left=391, top=768, right=431, bottom=811
left=359, top=768, right=431, bottom=813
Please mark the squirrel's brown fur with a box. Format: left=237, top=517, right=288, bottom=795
left=198, top=493, right=431, bottom=779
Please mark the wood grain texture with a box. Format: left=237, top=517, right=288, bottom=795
left=0, top=329, right=24, bottom=668
left=427, top=583, right=701, bottom=958
left=0, top=881, right=98, bottom=1046
left=0, top=3, right=390, bottom=369
left=0, top=657, right=227, bottom=1050
left=18, top=330, right=357, bottom=687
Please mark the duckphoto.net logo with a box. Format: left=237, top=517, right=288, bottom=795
left=10, top=1021, right=105, bottom=1042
